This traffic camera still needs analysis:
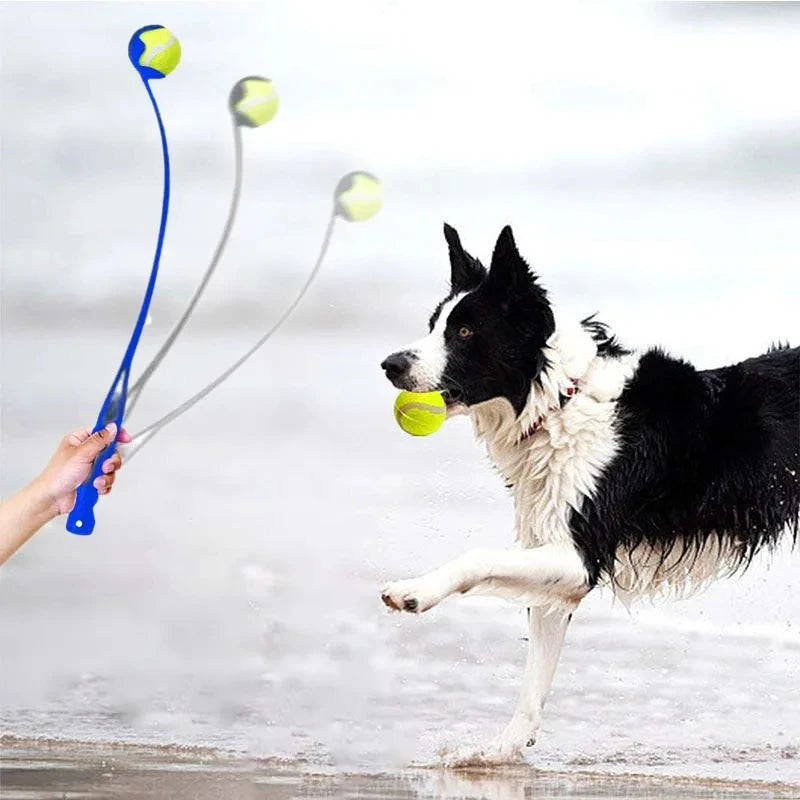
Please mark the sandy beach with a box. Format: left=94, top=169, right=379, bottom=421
left=3, top=737, right=799, bottom=800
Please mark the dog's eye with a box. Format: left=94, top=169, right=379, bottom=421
left=458, top=325, right=473, bottom=339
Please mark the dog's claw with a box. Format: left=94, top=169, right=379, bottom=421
left=403, top=597, right=419, bottom=612
left=381, top=592, right=400, bottom=611
left=526, top=738, right=535, bottom=747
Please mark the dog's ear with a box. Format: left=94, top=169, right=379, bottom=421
left=487, top=225, right=538, bottom=297
left=443, top=223, right=485, bottom=292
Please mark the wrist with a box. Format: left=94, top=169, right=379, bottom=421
left=25, top=476, right=60, bottom=522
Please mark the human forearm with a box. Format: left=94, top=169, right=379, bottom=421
left=0, top=479, right=57, bottom=566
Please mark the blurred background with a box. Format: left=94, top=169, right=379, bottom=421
left=1, top=0, right=799, bottom=785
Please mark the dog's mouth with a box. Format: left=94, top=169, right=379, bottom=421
left=441, top=386, right=469, bottom=417
left=441, top=387, right=461, bottom=405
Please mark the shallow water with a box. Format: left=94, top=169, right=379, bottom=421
left=1, top=327, right=798, bottom=787
left=2, top=0, right=799, bottom=792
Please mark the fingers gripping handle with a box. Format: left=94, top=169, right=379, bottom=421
left=66, top=385, right=124, bottom=536
left=65, top=443, right=112, bottom=535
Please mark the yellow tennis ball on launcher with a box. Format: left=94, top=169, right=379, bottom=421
left=229, top=76, right=279, bottom=128
left=335, top=171, right=382, bottom=222
left=394, top=390, right=446, bottom=437
left=128, top=25, right=181, bottom=79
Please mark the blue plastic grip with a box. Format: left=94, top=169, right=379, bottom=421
left=66, top=422, right=120, bottom=534
left=66, top=375, right=126, bottom=535
left=66, top=446, right=110, bottom=535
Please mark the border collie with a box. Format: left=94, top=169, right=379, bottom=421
left=379, top=224, right=799, bottom=766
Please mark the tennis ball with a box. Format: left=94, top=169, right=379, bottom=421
left=394, top=390, right=446, bottom=437
left=229, top=76, right=279, bottom=128
left=334, top=171, right=382, bottom=222
left=129, top=25, right=181, bottom=79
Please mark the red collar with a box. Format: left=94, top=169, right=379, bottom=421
left=519, top=380, right=579, bottom=442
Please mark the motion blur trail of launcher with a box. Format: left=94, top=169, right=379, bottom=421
left=67, top=24, right=382, bottom=536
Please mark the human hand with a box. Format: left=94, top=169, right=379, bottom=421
left=33, top=423, right=133, bottom=517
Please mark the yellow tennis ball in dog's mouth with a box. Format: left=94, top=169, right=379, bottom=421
left=394, top=390, right=446, bottom=437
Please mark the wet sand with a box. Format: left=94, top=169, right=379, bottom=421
left=2, top=738, right=798, bottom=800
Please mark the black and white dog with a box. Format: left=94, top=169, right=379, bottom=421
left=379, top=224, right=799, bottom=766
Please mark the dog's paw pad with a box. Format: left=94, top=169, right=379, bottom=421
left=381, top=583, right=416, bottom=613
left=380, top=579, right=432, bottom=614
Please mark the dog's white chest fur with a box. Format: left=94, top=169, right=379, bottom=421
left=471, top=322, right=637, bottom=549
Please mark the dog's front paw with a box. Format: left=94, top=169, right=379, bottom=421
left=380, top=576, right=445, bottom=614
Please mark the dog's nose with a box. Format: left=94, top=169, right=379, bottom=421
left=381, top=352, right=411, bottom=382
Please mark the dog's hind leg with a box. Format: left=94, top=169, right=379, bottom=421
left=380, top=543, right=588, bottom=613
left=441, top=605, right=575, bottom=767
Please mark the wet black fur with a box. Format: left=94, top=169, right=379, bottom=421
left=572, top=345, right=800, bottom=587
left=581, top=314, right=631, bottom=358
